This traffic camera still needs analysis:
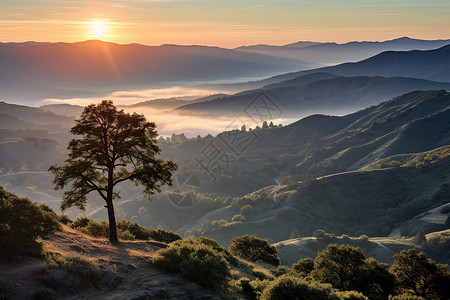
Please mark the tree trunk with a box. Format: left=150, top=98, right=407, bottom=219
left=106, top=199, right=118, bottom=242
left=106, top=166, right=118, bottom=243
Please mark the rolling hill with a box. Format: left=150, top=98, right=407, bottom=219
left=1, top=90, right=449, bottom=252
left=85, top=90, right=450, bottom=246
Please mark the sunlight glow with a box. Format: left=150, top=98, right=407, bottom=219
left=91, top=20, right=108, bottom=38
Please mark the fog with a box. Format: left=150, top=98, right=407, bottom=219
left=39, top=85, right=295, bottom=137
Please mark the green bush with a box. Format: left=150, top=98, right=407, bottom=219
left=229, top=235, right=280, bottom=266
left=116, top=220, right=152, bottom=240
left=239, top=277, right=258, bottom=300
left=195, top=236, right=237, bottom=265
left=261, top=275, right=336, bottom=300
left=0, top=186, right=60, bottom=259
left=57, top=214, right=72, bottom=225
left=335, top=290, right=368, bottom=300
left=148, top=228, right=182, bottom=243
left=388, top=293, right=424, bottom=300
left=272, top=266, right=291, bottom=277
left=45, top=252, right=101, bottom=283
left=152, top=239, right=231, bottom=289
left=79, top=221, right=109, bottom=238
left=70, top=217, right=92, bottom=229
left=292, top=258, right=314, bottom=277
left=253, top=270, right=270, bottom=280
left=71, top=218, right=179, bottom=242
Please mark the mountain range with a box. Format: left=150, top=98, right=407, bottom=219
left=178, top=45, right=450, bottom=117
left=236, top=37, right=450, bottom=65
left=0, top=40, right=310, bottom=104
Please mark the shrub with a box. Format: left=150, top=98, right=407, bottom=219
left=335, top=290, right=368, bottom=300
left=195, top=236, right=237, bottom=265
left=117, top=220, right=151, bottom=240
left=58, top=214, right=72, bottom=225
left=117, top=229, right=135, bottom=241
left=253, top=270, right=270, bottom=280
left=292, top=258, right=314, bottom=277
left=71, top=218, right=179, bottom=242
left=229, top=235, right=280, bottom=266
left=388, top=293, right=424, bottom=300
left=272, top=266, right=291, bottom=277
left=70, top=217, right=92, bottom=229
left=239, top=277, right=258, bottom=300
left=261, top=275, right=335, bottom=300
left=0, top=186, right=60, bottom=259
left=45, top=252, right=101, bottom=283
left=79, top=221, right=109, bottom=238
left=148, top=228, right=182, bottom=243
left=152, top=239, right=231, bottom=289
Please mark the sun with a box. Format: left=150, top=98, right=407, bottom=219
left=91, top=20, right=108, bottom=38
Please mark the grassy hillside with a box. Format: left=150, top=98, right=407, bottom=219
left=1, top=90, right=449, bottom=254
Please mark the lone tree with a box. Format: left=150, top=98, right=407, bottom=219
left=228, top=235, right=280, bottom=266
left=49, top=100, right=177, bottom=242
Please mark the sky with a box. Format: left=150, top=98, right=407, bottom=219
left=1, top=0, right=449, bottom=47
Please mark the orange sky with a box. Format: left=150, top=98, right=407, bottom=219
left=1, top=1, right=449, bottom=47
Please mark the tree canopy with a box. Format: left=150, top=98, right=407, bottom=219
left=228, top=235, right=280, bottom=266
left=390, top=249, right=450, bottom=299
left=49, top=100, right=177, bottom=242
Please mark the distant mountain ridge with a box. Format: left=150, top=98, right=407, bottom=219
left=0, top=40, right=312, bottom=104
left=236, top=37, right=450, bottom=65
left=176, top=74, right=450, bottom=117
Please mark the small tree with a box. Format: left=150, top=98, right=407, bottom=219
left=390, top=249, right=450, bottom=299
left=312, top=244, right=366, bottom=292
left=49, top=101, right=177, bottom=242
left=228, top=235, right=280, bottom=266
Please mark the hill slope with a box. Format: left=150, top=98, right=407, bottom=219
left=0, top=226, right=216, bottom=299
left=204, top=45, right=450, bottom=93
left=176, top=74, right=450, bottom=117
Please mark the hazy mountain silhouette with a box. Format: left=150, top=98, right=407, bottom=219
left=176, top=74, right=450, bottom=117
left=236, top=37, right=450, bottom=65
left=0, top=40, right=312, bottom=104
left=0, top=102, right=74, bottom=128
left=203, top=44, right=450, bottom=93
